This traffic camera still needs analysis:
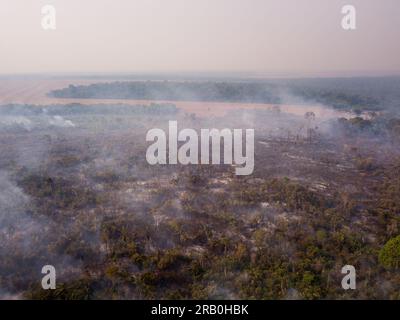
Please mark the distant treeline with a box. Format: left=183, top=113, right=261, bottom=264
left=49, top=82, right=282, bottom=104
left=48, top=77, right=400, bottom=112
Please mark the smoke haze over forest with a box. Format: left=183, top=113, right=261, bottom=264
left=1, top=0, right=400, bottom=304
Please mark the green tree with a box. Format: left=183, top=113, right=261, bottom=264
left=379, top=235, right=400, bottom=269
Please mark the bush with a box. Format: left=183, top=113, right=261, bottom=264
left=379, top=235, right=400, bottom=269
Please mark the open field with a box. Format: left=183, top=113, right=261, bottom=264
left=0, top=78, right=356, bottom=118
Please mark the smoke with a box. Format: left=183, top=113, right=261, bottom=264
left=0, top=171, right=34, bottom=235
left=0, top=171, right=41, bottom=299
left=0, top=169, right=88, bottom=299
left=0, top=116, right=33, bottom=131
left=0, top=290, right=22, bottom=300
left=48, top=115, right=75, bottom=128
left=0, top=78, right=400, bottom=299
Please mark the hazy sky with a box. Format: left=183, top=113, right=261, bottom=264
left=1, top=0, right=399, bottom=76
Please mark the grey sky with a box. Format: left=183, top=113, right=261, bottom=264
left=1, top=0, right=399, bottom=76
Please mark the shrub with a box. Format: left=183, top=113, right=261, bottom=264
left=379, top=235, right=400, bottom=269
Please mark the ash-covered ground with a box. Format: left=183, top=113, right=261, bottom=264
left=1, top=102, right=400, bottom=299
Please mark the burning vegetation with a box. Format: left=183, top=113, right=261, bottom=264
left=1, top=78, right=400, bottom=300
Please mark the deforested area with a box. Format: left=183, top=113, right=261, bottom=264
left=1, top=77, right=400, bottom=299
